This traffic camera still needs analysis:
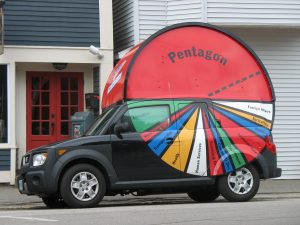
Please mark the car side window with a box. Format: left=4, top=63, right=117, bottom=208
left=119, top=105, right=170, bottom=133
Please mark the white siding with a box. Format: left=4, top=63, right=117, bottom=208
left=229, top=27, right=300, bottom=179
left=138, top=0, right=168, bottom=40
left=138, top=0, right=205, bottom=40
left=113, top=0, right=300, bottom=51
left=113, top=0, right=135, bottom=52
left=207, top=0, right=300, bottom=25
left=167, top=0, right=204, bottom=25
left=136, top=0, right=300, bottom=42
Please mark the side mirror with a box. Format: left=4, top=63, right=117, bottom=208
left=114, top=122, right=129, bottom=139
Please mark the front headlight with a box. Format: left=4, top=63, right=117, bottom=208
left=32, top=153, right=48, bottom=167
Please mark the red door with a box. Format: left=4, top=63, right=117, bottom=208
left=26, top=72, right=84, bottom=151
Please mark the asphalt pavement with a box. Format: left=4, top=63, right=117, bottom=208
left=0, top=197, right=299, bottom=225
left=0, top=179, right=299, bottom=210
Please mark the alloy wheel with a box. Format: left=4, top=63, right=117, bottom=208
left=70, top=171, right=99, bottom=201
left=227, top=167, right=253, bottom=195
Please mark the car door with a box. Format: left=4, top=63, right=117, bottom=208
left=175, top=102, right=209, bottom=176
left=111, top=102, right=187, bottom=181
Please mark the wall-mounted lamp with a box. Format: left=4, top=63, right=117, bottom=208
left=52, top=63, right=68, bottom=70
left=89, top=45, right=104, bottom=59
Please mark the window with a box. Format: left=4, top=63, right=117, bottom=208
left=85, top=107, right=119, bottom=136
left=120, top=105, right=170, bottom=133
left=0, top=65, right=7, bottom=143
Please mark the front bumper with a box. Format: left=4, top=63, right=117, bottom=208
left=17, top=150, right=59, bottom=197
left=17, top=170, right=48, bottom=195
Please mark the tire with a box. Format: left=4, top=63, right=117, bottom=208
left=217, top=164, right=259, bottom=202
left=188, top=185, right=220, bottom=202
left=42, top=196, right=67, bottom=208
left=60, top=164, right=106, bottom=208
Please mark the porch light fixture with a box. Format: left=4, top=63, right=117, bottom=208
left=52, top=63, right=68, bottom=70
left=89, top=45, right=104, bottom=59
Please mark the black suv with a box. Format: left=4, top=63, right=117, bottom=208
left=18, top=100, right=281, bottom=208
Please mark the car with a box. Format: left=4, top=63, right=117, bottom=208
left=18, top=22, right=281, bottom=208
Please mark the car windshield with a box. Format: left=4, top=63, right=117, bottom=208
left=84, top=106, right=119, bottom=136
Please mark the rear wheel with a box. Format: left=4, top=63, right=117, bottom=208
left=42, top=196, right=66, bottom=208
left=60, top=164, right=106, bottom=208
left=218, top=165, right=259, bottom=202
left=188, top=185, right=220, bottom=202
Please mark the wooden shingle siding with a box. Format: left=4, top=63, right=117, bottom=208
left=230, top=28, right=300, bottom=179
left=4, top=0, right=100, bottom=47
left=207, top=0, right=300, bottom=24
left=0, top=150, right=10, bottom=171
left=113, top=0, right=135, bottom=53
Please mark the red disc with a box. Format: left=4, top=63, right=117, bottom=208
left=102, top=23, right=274, bottom=109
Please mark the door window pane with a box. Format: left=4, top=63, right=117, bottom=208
left=61, top=107, right=69, bottom=120
left=32, top=122, right=40, bottom=135
left=61, top=122, right=69, bottom=135
left=70, top=78, right=78, bottom=90
left=32, top=77, right=40, bottom=90
left=120, top=105, right=170, bottom=133
left=32, top=92, right=40, bottom=105
left=61, top=78, right=68, bottom=90
left=32, top=107, right=40, bottom=120
left=41, top=122, right=50, bottom=135
left=61, top=92, right=68, bottom=105
left=41, top=78, right=49, bottom=90
left=42, top=92, right=49, bottom=105
left=42, top=107, right=49, bottom=120
left=71, top=92, right=78, bottom=105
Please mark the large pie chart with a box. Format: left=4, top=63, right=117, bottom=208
left=102, top=23, right=275, bottom=176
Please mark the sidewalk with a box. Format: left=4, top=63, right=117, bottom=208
left=0, top=179, right=299, bottom=209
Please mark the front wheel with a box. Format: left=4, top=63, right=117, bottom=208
left=42, top=196, right=66, bottom=208
left=188, top=185, right=220, bottom=202
left=217, top=165, right=259, bottom=202
left=60, top=164, right=106, bottom=208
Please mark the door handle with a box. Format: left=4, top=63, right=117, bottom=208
left=51, top=122, right=55, bottom=135
left=165, top=137, right=174, bottom=144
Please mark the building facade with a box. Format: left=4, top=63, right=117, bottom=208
left=113, top=0, right=300, bottom=179
left=0, top=0, right=114, bottom=184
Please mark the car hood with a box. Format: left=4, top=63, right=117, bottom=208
left=31, top=135, right=109, bottom=151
